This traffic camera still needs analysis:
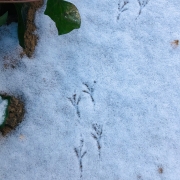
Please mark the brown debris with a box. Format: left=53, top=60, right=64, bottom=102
left=171, top=40, right=179, bottom=48
left=23, top=0, right=43, bottom=57
left=158, top=167, right=163, bottom=174
left=0, top=95, right=25, bottom=136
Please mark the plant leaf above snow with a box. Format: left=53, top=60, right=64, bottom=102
left=0, top=96, right=9, bottom=128
left=15, top=4, right=26, bottom=48
left=44, top=0, right=81, bottom=35
left=0, top=12, right=8, bottom=27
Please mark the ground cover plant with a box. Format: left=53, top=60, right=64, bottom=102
left=0, top=0, right=81, bottom=134
left=0, top=96, right=9, bottom=129
left=0, top=95, right=24, bottom=135
left=0, top=11, right=8, bottom=26
left=0, top=0, right=81, bottom=56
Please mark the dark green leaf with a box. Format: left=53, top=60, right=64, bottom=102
left=0, top=11, right=8, bottom=27
left=15, top=4, right=26, bottom=48
left=44, top=0, right=81, bottom=35
left=21, top=3, right=30, bottom=27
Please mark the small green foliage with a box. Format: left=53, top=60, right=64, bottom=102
left=0, top=0, right=81, bottom=53
left=21, top=3, right=29, bottom=27
left=0, top=96, right=10, bottom=129
left=44, top=0, right=81, bottom=35
left=0, top=11, right=8, bottom=27
left=15, top=4, right=26, bottom=48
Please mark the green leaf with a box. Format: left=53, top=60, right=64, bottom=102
left=15, top=4, right=26, bottom=48
left=21, top=3, right=29, bottom=27
left=44, top=0, right=81, bottom=35
left=0, top=11, right=8, bottom=27
left=0, top=96, right=11, bottom=130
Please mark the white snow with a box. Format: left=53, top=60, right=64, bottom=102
left=0, top=97, right=8, bottom=126
left=0, top=0, right=180, bottom=179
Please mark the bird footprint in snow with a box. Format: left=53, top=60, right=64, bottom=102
left=74, top=138, right=87, bottom=178
left=137, top=0, right=150, bottom=15
left=68, top=93, right=81, bottom=118
left=82, top=81, right=96, bottom=105
left=91, top=123, right=103, bottom=158
left=117, top=0, right=129, bottom=20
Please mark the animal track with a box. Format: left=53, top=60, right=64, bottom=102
left=117, top=0, right=129, bottom=20
left=74, top=138, right=87, bottom=178
left=68, top=94, right=81, bottom=118
left=91, top=123, right=103, bottom=158
left=137, top=0, right=150, bottom=15
left=82, top=81, right=96, bottom=105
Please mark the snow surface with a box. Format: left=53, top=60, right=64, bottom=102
left=0, top=0, right=180, bottom=179
left=0, top=97, right=8, bottom=125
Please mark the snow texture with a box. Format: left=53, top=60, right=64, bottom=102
left=0, top=97, right=8, bottom=125
left=0, top=0, right=180, bottom=179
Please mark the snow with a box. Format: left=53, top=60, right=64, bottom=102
left=0, top=0, right=180, bottom=179
left=0, top=97, right=8, bottom=126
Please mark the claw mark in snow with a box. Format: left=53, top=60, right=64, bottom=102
left=74, top=138, right=87, bottom=178
left=91, top=123, right=103, bottom=158
left=82, top=81, right=96, bottom=105
left=117, top=0, right=129, bottom=20
left=68, top=93, right=81, bottom=117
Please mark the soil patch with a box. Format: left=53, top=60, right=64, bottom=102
left=23, top=0, right=43, bottom=57
left=0, top=95, right=25, bottom=136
